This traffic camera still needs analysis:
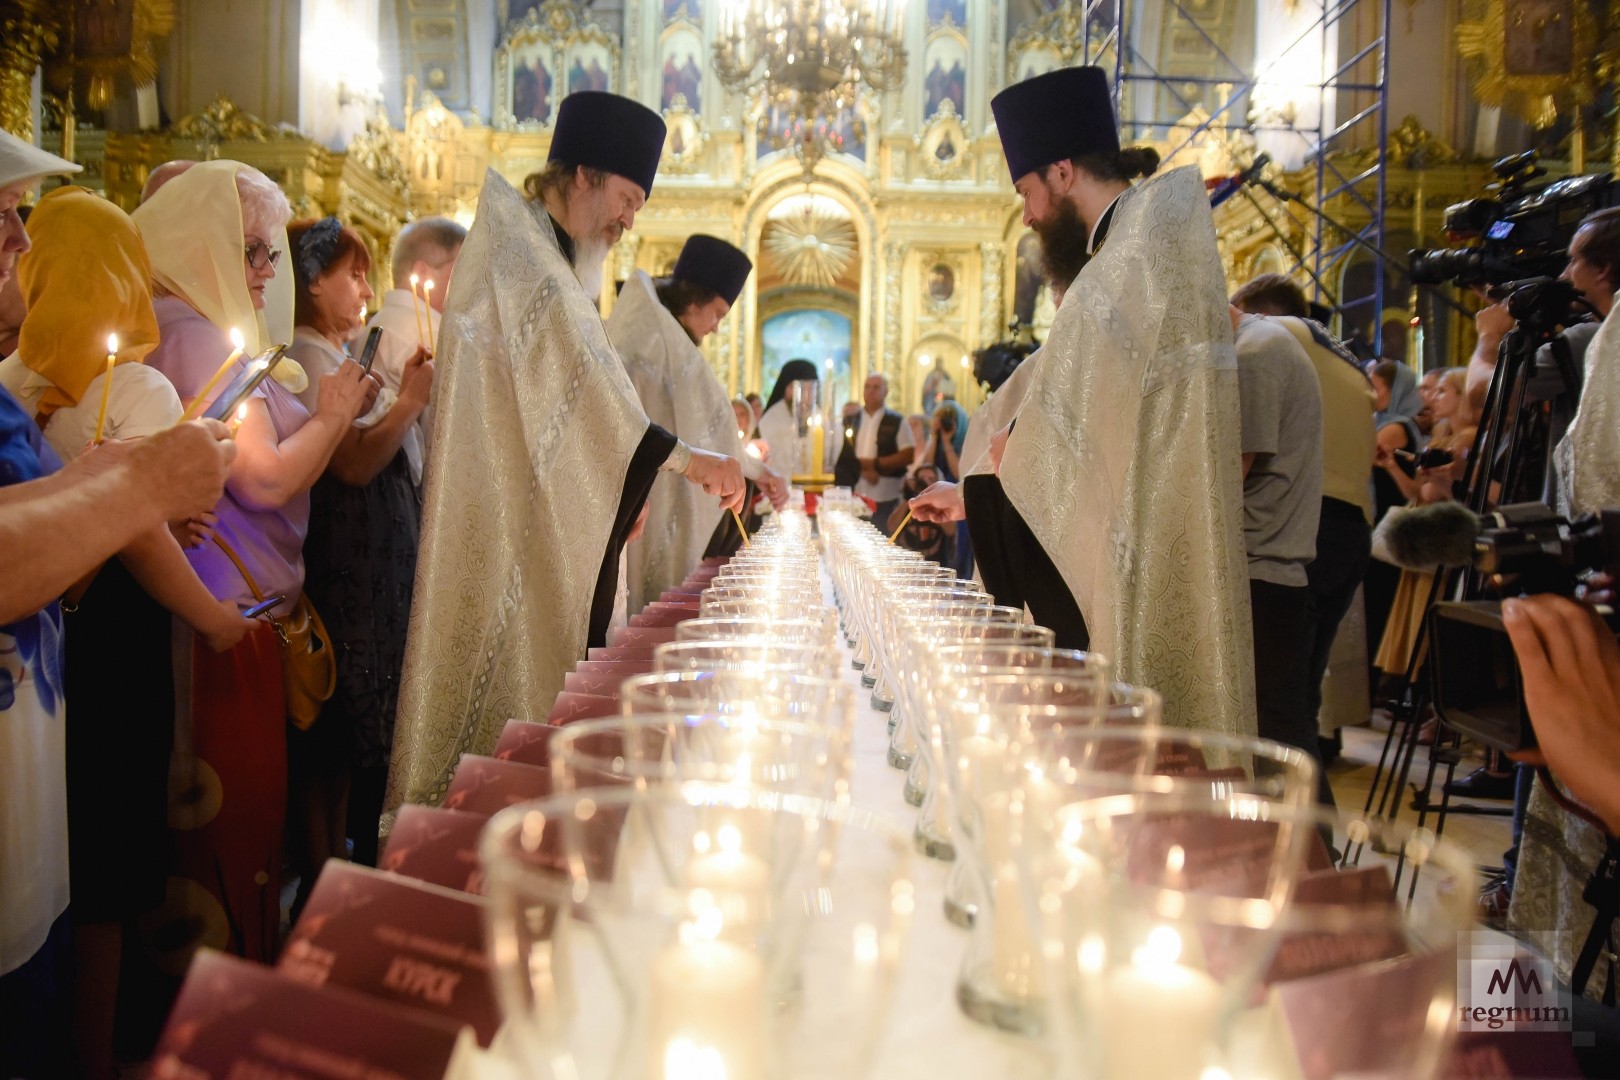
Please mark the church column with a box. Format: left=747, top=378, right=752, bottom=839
left=881, top=238, right=906, bottom=388
left=0, top=1, right=61, bottom=139
left=978, top=240, right=1003, bottom=344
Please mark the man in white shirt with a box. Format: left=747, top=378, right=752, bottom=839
left=833, top=372, right=913, bottom=528
left=365, top=217, right=466, bottom=488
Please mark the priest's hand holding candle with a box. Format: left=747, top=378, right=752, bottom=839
left=92, top=333, right=117, bottom=445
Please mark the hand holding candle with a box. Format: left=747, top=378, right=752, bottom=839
left=93, top=332, right=117, bottom=445
left=179, top=327, right=244, bottom=422
left=422, top=279, right=436, bottom=354
left=408, top=273, right=429, bottom=351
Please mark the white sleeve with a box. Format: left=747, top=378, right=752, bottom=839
left=895, top=414, right=916, bottom=450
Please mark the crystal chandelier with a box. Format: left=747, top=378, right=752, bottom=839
left=714, top=0, right=908, bottom=166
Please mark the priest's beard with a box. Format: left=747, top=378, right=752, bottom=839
left=1033, top=198, right=1091, bottom=295
left=572, top=232, right=611, bottom=297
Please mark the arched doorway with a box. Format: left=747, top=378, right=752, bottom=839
left=727, top=158, right=879, bottom=401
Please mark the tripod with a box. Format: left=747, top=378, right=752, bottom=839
left=1355, top=279, right=1588, bottom=896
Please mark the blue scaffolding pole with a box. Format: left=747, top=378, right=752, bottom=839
left=1113, top=0, right=1392, bottom=353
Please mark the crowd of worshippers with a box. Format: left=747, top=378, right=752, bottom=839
left=3, top=69, right=1619, bottom=1077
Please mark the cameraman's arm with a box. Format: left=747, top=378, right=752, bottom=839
left=1503, top=595, right=1620, bottom=835
left=1468, top=301, right=1513, bottom=416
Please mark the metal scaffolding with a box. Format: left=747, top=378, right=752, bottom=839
left=1063, top=0, right=1393, bottom=352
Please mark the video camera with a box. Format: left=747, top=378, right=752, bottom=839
left=1430, top=503, right=1620, bottom=751
left=1408, top=151, right=1620, bottom=287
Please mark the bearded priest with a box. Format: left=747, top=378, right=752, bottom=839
left=609, top=234, right=788, bottom=610
left=388, top=92, right=746, bottom=812
left=910, top=67, right=1256, bottom=736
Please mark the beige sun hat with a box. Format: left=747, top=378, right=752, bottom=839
left=0, top=128, right=81, bottom=189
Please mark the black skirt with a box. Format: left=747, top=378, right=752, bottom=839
left=64, top=557, right=174, bottom=922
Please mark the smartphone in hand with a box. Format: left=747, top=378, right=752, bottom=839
left=243, top=595, right=285, bottom=619
left=358, top=326, right=383, bottom=376
left=203, top=344, right=288, bottom=422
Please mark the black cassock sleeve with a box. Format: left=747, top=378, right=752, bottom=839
left=962, top=473, right=1090, bottom=652
left=588, top=422, right=681, bottom=647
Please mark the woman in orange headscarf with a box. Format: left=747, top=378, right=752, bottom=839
left=0, top=184, right=256, bottom=1079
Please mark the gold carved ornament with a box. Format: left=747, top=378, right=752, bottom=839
left=1455, top=0, right=1598, bottom=129
left=67, top=0, right=175, bottom=111
left=763, top=201, right=857, bottom=288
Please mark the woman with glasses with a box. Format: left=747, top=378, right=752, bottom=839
left=285, top=217, right=432, bottom=898
left=131, top=162, right=374, bottom=973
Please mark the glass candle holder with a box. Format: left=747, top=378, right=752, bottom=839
left=482, top=784, right=914, bottom=1080
left=653, top=639, right=835, bottom=679
left=676, top=616, right=838, bottom=651
left=1018, top=791, right=1321, bottom=1077
left=1221, top=808, right=1476, bottom=1080
left=548, top=712, right=849, bottom=802
left=620, top=670, right=855, bottom=739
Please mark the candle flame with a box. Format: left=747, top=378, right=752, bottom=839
left=236, top=402, right=248, bottom=423
left=1135, top=925, right=1183, bottom=970
left=410, top=273, right=420, bottom=286
left=228, top=327, right=245, bottom=351
left=106, top=332, right=118, bottom=355
left=664, top=1038, right=728, bottom=1080
left=424, top=279, right=435, bottom=292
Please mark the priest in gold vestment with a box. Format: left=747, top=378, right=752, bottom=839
left=609, top=234, right=786, bottom=611
left=388, top=93, right=745, bottom=811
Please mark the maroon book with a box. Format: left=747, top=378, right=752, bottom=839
left=659, top=589, right=705, bottom=602
left=1445, top=1030, right=1585, bottom=1079
left=575, top=659, right=655, bottom=675
left=1274, top=950, right=1454, bottom=1080
left=563, top=669, right=627, bottom=697
left=442, top=754, right=552, bottom=818
left=151, top=950, right=463, bottom=1078
left=608, top=625, right=680, bottom=648
left=547, top=690, right=620, bottom=725
left=587, top=646, right=656, bottom=664
left=380, top=804, right=487, bottom=894
left=280, top=862, right=500, bottom=1046
left=631, top=604, right=696, bottom=628
left=492, top=719, right=564, bottom=769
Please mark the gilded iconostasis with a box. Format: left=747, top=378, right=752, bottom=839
left=17, top=1, right=1620, bottom=403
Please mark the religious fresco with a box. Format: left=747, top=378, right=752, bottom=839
left=510, top=45, right=558, bottom=125
left=760, top=309, right=853, bottom=409
left=1015, top=45, right=1062, bottom=83
left=926, top=0, right=967, bottom=26
left=922, top=35, right=967, bottom=119
left=1012, top=231, right=1044, bottom=327
left=564, top=42, right=612, bottom=94
left=660, top=26, right=704, bottom=112
left=663, top=0, right=702, bottom=22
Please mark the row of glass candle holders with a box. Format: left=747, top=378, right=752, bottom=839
left=480, top=504, right=1477, bottom=1080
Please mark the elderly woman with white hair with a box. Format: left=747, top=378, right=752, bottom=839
left=132, top=162, right=374, bottom=967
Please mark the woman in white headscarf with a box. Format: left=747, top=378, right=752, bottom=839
left=132, top=162, right=373, bottom=968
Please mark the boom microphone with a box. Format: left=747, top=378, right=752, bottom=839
left=1379, top=501, right=1482, bottom=570
left=1208, top=153, right=1273, bottom=209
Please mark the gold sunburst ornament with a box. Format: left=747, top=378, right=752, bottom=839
left=764, top=202, right=856, bottom=287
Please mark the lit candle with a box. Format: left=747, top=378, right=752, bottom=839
left=422, top=279, right=436, bottom=353
left=1100, top=926, right=1223, bottom=1079
left=686, top=829, right=770, bottom=910
left=647, top=910, right=767, bottom=1080
left=230, top=401, right=249, bottom=436
left=92, top=332, right=117, bottom=444
left=179, top=327, right=245, bottom=421
left=809, top=411, right=826, bottom=477
left=407, top=273, right=428, bottom=350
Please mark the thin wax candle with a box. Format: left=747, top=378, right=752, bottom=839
left=179, top=327, right=244, bottom=422
left=92, top=332, right=117, bottom=444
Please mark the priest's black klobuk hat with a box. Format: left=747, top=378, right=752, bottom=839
left=991, top=66, right=1119, bottom=183
left=673, top=234, right=753, bottom=306
left=548, top=91, right=667, bottom=197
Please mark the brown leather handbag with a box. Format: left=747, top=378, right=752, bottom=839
left=213, top=536, right=336, bottom=730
